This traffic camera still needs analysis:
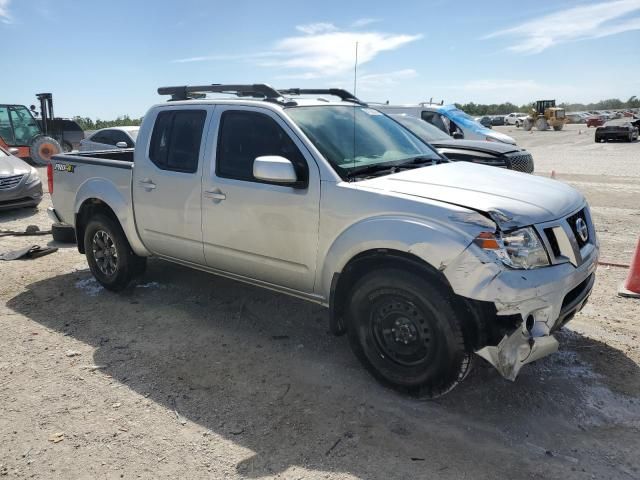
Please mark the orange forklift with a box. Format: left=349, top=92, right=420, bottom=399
left=0, top=93, right=62, bottom=165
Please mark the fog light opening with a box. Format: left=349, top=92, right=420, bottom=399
left=526, top=315, right=535, bottom=332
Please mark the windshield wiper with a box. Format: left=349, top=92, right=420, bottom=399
left=346, top=156, right=441, bottom=180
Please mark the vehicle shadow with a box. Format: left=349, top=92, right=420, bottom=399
left=0, top=206, right=40, bottom=223
left=6, top=259, right=640, bottom=478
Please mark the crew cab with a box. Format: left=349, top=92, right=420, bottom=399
left=48, top=85, right=598, bottom=397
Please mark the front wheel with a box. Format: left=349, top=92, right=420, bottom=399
left=347, top=268, right=471, bottom=398
left=84, top=214, right=146, bottom=291
left=523, top=118, right=533, bottom=131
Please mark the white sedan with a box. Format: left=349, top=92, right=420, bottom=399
left=504, top=112, right=528, bottom=127
left=79, top=126, right=139, bottom=151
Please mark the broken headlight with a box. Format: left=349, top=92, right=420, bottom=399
left=474, top=227, right=549, bottom=269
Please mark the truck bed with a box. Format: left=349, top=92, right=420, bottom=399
left=50, top=149, right=135, bottom=230
left=54, top=148, right=135, bottom=166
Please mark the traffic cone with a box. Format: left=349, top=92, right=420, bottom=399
left=618, top=238, right=640, bottom=298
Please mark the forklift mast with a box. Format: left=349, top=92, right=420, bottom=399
left=36, top=93, right=54, bottom=136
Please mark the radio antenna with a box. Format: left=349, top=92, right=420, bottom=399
left=353, top=41, right=359, bottom=97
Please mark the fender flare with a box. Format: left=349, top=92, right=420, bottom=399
left=318, top=215, right=475, bottom=300
left=74, top=178, right=149, bottom=256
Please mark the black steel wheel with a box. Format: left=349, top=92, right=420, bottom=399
left=84, top=214, right=146, bottom=291
left=347, top=268, right=471, bottom=398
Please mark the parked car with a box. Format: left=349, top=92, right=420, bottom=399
left=376, top=104, right=515, bottom=144
left=475, top=116, right=493, bottom=128
left=39, top=118, right=85, bottom=152
left=566, top=113, right=586, bottom=124
left=586, top=116, right=605, bottom=127
left=79, top=126, right=139, bottom=151
left=504, top=112, right=528, bottom=127
left=0, top=146, right=43, bottom=210
left=595, top=119, right=639, bottom=142
left=490, top=115, right=505, bottom=126
left=49, top=84, right=598, bottom=397
left=390, top=114, right=534, bottom=173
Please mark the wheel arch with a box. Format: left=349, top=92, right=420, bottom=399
left=328, top=248, right=490, bottom=353
left=74, top=183, right=149, bottom=257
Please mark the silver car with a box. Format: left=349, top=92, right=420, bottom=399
left=0, top=147, right=43, bottom=210
left=79, top=126, right=138, bottom=151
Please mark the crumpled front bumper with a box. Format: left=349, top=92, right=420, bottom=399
left=443, top=237, right=598, bottom=380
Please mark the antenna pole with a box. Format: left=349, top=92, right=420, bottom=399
left=353, top=41, right=359, bottom=96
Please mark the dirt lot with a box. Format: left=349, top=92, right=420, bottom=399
left=1, top=124, right=639, bottom=479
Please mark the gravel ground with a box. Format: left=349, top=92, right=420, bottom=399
left=1, top=129, right=639, bottom=479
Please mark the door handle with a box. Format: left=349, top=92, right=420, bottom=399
left=137, top=179, right=156, bottom=190
left=204, top=189, right=226, bottom=201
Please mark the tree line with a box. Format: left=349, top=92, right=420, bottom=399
left=71, top=115, right=143, bottom=131
left=70, top=96, right=639, bottom=127
left=454, top=96, right=639, bottom=116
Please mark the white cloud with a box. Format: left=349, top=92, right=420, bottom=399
left=351, top=18, right=380, bottom=28
left=485, top=0, right=640, bottom=53
left=262, top=31, right=421, bottom=75
left=295, top=22, right=337, bottom=35
left=357, top=69, right=418, bottom=90
left=171, top=23, right=421, bottom=82
left=0, top=0, right=12, bottom=24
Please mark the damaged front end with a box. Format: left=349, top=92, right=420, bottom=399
left=441, top=206, right=598, bottom=381
left=476, top=325, right=559, bottom=381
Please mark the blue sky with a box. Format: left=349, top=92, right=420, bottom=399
left=2, top=0, right=639, bottom=118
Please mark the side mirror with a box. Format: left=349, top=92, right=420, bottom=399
left=115, top=141, right=128, bottom=148
left=8, top=147, right=20, bottom=155
left=452, top=132, right=463, bottom=140
left=253, top=156, right=298, bottom=185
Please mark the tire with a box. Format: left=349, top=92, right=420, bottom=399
left=594, top=136, right=600, bottom=143
left=83, top=214, right=146, bottom=291
left=30, top=136, right=62, bottom=165
left=346, top=268, right=472, bottom=398
left=62, top=141, right=73, bottom=153
left=523, top=118, right=533, bottom=131
left=553, top=125, right=563, bottom=131
left=628, top=133, right=633, bottom=143
left=51, top=222, right=76, bottom=243
left=515, top=121, right=521, bottom=128
left=535, top=118, right=548, bottom=131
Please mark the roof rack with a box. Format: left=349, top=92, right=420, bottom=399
left=278, top=88, right=366, bottom=105
left=157, top=84, right=283, bottom=101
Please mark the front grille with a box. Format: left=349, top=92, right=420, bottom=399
left=0, top=174, right=24, bottom=190
left=544, top=228, right=561, bottom=257
left=506, top=153, right=534, bottom=173
left=567, top=209, right=589, bottom=248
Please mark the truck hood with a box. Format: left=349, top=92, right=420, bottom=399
left=357, top=162, right=584, bottom=229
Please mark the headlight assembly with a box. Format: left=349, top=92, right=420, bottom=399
left=474, top=227, right=549, bottom=269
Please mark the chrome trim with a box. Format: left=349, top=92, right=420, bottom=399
left=535, top=205, right=596, bottom=267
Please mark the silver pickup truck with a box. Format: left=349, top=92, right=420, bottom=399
left=48, top=85, right=598, bottom=397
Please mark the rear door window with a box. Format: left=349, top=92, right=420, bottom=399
left=149, top=110, right=206, bottom=173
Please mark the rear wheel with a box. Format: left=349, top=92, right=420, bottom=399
left=553, top=124, right=563, bottom=131
left=628, top=132, right=634, bottom=142
left=347, top=268, right=471, bottom=398
left=30, top=136, right=62, bottom=165
left=84, top=214, right=146, bottom=291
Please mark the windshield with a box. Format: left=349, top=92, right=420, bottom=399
left=287, top=106, right=441, bottom=178
left=391, top=114, right=452, bottom=142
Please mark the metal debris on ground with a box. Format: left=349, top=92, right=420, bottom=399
left=0, top=245, right=58, bottom=261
